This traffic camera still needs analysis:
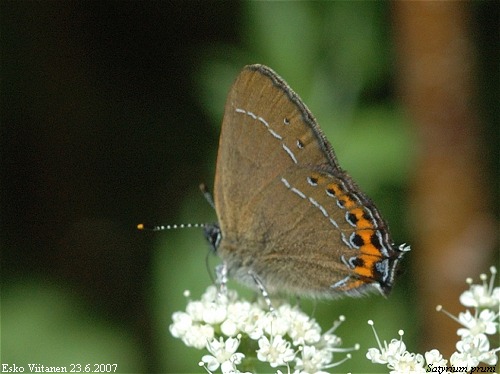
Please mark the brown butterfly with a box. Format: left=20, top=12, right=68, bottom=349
left=204, top=64, right=409, bottom=298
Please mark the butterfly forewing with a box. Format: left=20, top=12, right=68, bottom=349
left=216, top=66, right=338, bottom=230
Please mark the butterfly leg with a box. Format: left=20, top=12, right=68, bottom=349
left=248, top=270, right=274, bottom=312
left=215, top=262, right=228, bottom=296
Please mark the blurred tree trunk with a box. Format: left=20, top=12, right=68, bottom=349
left=392, top=2, right=496, bottom=356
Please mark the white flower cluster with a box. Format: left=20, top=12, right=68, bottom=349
left=366, top=266, right=500, bottom=373
left=170, top=285, right=358, bottom=374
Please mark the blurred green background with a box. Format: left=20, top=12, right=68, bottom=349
left=2, top=2, right=497, bottom=373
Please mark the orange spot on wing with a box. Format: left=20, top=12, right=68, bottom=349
left=354, top=254, right=379, bottom=278
left=339, top=195, right=356, bottom=209
left=343, top=278, right=370, bottom=291
left=327, top=183, right=344, bottom=196
left=354, top=230, right=383, bottom=257
left=350, top=207, right=372, bottom=229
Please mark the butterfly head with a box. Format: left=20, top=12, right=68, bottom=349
left=203, top=223, right=222, bottom=254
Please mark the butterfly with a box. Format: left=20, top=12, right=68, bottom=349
left=204, top=64, right=409, bottom=298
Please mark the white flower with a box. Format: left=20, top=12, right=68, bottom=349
left=201, top=336, right=244, bottom=373
left=365, top=321, right=407, bottom=365
left=263, top=309, right=291, bottom=337
left=169, top=311, right=192, bottom=338
left=220, top=319, right=238, bottom=337
left=169, top=310, right=215, bottom=349
left=424, top=349, right=448, bottom=368
left=220, top=356, right=248, bottom=374
left=318, top=331, right=342, bottom=349
left=450, top=334, right=488, bottom=372
left=317, top=316, right=345, bottom=349
left=257, top=335, right=295, bottom=367
left=459, top=266, right=499, bottom=309
left=457, top=309, right=498, bottom=337
left=294, top=345, right=333, bottom=373
left=367, top=266, right=499, bottom=373
left=171, top=285, right=358, bottom=372
left=183, top=323, right=215, bottom=349
left=388, top=351, right=426, bottom=374
left=449, top=350, right=478, bottom=372
left=186, top=300, right=205, bottom=321
left=203, top=301, right=228, bottom=325
left=200, top=355, right=250, bottom=374
left=280, top=305, right=321, bottom=346
left=367, top=338, right=406, bottom=365
left=455, top=334, right=498, bottom=366
left=226, top=301, right=267, bottom=339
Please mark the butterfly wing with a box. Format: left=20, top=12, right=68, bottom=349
left=213, top=64, right=405, bottom=297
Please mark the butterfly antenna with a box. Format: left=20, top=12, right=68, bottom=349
left=199, top=183, right=216, bottom=210
left=137, top=223, right=207, bottom=231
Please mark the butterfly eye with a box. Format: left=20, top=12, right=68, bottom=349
left=296, top=139, right=304, bottom=149
left=283, top=117, right=290, bottom=125
left=203, top=224, right=222, bottom=252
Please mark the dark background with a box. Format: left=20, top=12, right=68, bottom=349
left=2, top=2, right=498, bottom=373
